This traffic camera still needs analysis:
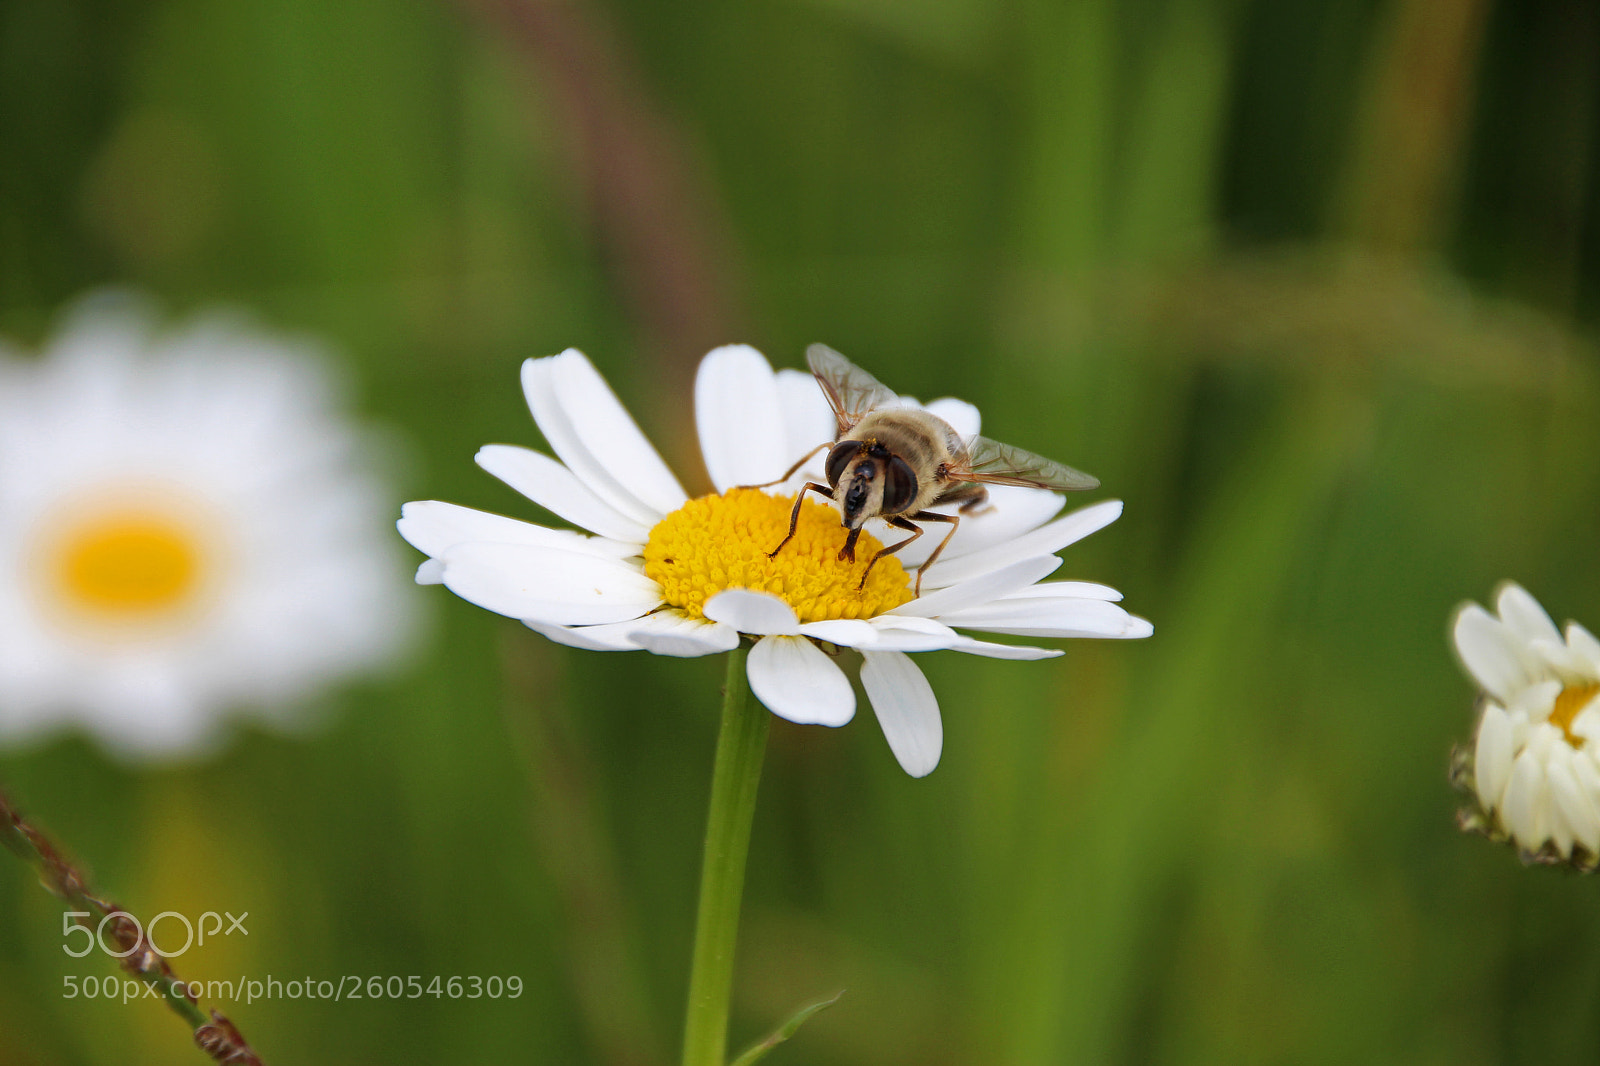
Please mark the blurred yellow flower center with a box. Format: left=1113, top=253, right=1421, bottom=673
left=1551, top=684, right=1600, bottom=747
left=50, top=512, right=205, bottom=619
left=643, top=488, right=913, bottom=623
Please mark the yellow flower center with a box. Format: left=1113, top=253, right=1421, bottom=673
left=1551, top=683, right=1600, bottom=748
left=643, top=487, right=913, bottom=623
left=44, top=508, right=209, bottom=622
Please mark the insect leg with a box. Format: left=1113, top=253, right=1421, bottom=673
left=838, top=526, right=862, bottom=563
left=734, top=442, right=830, bottom=491
left=904, top=510, right=960, bottom=597
left=934, top=480, right=993, bottom=518
left=935, top=481, right=985, bottom=506
left=958, top=487, right=993, bottom=518
left=856, top=515, right=924, bottom=590
left=769, top=482, right=835, bottom=558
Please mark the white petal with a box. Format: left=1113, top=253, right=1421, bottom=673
left=940, top=596, right=1151, bottom=639
left=415, top=559, right=445, bottom=584
left=1474, top=703, right=1515, bottom=811
left=521, top=354, right=654, bottom=526
left=704, top=588, right=801, bottom=635
left=1529, top=722, right=1560, bottom=761
left=695, top=345, right=792, bottom=492
left=1507, top=711, right=1531, bottom=753
left=1572, top=754, right=1600, bottom=844
left=629, top=613, right=741, bottom=657
left=998, top=581, right=1124, bottom=602
left=922, top=397, right=980, bottom=440
left=398, top=500, right=637, bottom=561
left=1510, top=679, right=1562, bottom=719
left=52, top=291, right=157, bottom=366
left=890, top=556, right=1062, bottom=619
left=892, top=485, right=1065, bottom=572
left=867, top=616, right=964, bottom=652
left=525, top=612, right=737, bottom=656
left=525, top=619, right=645, bottom=652
left=747, top=636, right=855, bottom=726
left=475, top=444, right=651, bottom=543
left=1548, top=752, right=1599, bottom=855
left=1573, top=700, right=1600, bottom=747
left=1494, top=585, right=1564, bottom=684
left=440, top=541, right=661, bottom=625
left=547, top=349, right=689, bottom=513
left=1502, top=750, right=1546, bottom=849
left=521, top=351, right=686, bottom=525
left=947, top=637, right=1063, bottom=660
left=775, top=368, right=836, bottom=482
left=1453, top=604, right=1530, bottom=704
left=1530, top=636, right=1589, bottom=679
left=1546, top=792, right=1577, bottom=857
left=861, top=650, right=942, bottom=777
left=1498, top=583, right=1562, bottom=646
left=797, top=618, right=879, bottom=646
left=1567, top=622, right=1600, bottom=673
left=919, top=499, right=1123, bottom=588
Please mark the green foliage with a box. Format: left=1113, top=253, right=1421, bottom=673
left=4, top=0, right=1600, bottom=1063
left=729, top=989, right=844, bottom=1066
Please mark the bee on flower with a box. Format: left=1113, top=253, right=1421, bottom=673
left=1452, top=582, right=1600, bottom=868
left=400, top=344, right=1150, bottom=777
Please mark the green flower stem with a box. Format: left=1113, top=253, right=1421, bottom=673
left=682, top=643, right=769, bottom=1066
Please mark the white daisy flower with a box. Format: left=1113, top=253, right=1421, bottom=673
left=0, top=292, right=415, bottom=760
left=400, top=345, right=1150, bottom=777
left=1453, top=582, right=1600, bottom=867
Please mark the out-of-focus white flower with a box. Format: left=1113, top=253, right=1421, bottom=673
left=401, top=345, right=1149, bottom=777
left=0, top=292, right=415, bottom=760
left=1453, top=582, right=1600, bottom=867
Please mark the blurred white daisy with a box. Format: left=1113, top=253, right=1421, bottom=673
left=0, top=292, right=414, bottom=760
left=402, top=345, right=1148, bottom=777
left=1453, top=582, right=1600, bottom=867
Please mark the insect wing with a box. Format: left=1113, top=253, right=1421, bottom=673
left=948, top=435, right=1100, bottom=491
left=806, top=344, right=900, bottom=435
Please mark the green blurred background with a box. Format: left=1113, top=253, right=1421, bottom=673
left=4, top=0, right=1600, bottom=1062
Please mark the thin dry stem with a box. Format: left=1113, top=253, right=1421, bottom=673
left=458, top=0, right=742, bottom=399
left=0, top=786, right=266, bottom=1065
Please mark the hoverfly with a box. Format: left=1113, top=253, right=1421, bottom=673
left=762, top=345, right=1100, bottom=595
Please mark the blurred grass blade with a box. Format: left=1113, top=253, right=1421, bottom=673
left=728, top=989, right=845, bottom=1066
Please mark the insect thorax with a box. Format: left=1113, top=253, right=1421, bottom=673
left=850, top=408, right=961, bottom=468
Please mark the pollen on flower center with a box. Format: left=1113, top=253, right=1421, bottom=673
left=643, top=487, right=913, bottom=623
left=1550, top=683, right=1600, bottom=747
left=47, top=510, right=207, bottom=620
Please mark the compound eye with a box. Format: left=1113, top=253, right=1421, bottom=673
left=825, top=441, right=861, bottom=487
left=882, top=456, right=918, bottom=514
